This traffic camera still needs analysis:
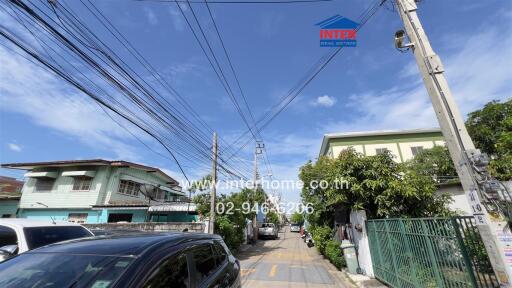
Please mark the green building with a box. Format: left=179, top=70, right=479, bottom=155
left=319, top=128, right=445, bottom=162
left=1, top=159, right=198, bottom=223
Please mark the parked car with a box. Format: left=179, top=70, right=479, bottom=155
left=258, top=223, right=278, bottom=240
left=290, top=223, right=301, bottom=232
left=0, top=219, right=93, bottom=262
left=0, top=232, right=241, bottom=288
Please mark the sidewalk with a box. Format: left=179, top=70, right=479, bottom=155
left=342, top=272, right=387, bottom=288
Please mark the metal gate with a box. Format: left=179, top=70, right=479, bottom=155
left=367, top=217, right=498, bottom=288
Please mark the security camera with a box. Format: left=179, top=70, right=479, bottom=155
left=394, top=29, right=414, bottom=51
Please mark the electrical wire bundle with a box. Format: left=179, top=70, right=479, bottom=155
left=0, top=0, right=259, bottom=182
left=224, top=0, right=387, bottom=160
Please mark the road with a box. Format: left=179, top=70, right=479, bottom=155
left=237, top=226, right=352, bottom=288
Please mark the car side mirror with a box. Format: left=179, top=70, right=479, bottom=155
left=0, top=245, right=18, bottom=255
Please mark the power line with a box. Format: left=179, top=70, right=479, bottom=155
left=137, top=0, right=333, bottom=3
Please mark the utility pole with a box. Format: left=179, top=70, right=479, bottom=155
left=209, top=132, right=218, bottom=234
left=252, top=145, right=260, bottom=242
left=395, top=0, right=512, bottom=284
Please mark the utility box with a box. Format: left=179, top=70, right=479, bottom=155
left=341, top=241, right=358, bottom=274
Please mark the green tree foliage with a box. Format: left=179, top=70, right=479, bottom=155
left=192, top=185, right=268, bottom=250
left=466, top=100, right=512, bottom=180
left=290, top=212, right=304, bottom=224
left=405, top=146, right=458, bottom=184
left=266, top=211, right=279, bottom=225
left=300, top=148, right=452, bottom=225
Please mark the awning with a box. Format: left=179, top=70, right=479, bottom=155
left=119, top=174, right=184, bottom=196
left=62, top=170, right=96, bottom=178
left=91, top=205, right=148, bottom=210
left=24, top=171, right=58, bottom=178
left=149, top=203, right=197, bottom=212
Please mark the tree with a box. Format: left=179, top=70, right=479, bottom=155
left=191, top=185, right=269, bottom=250
left=466, top=100, right=512, bottom=180
left=405, top=146, right=458, bottom=184
left=266, top=211, right=279, bottom=225
left=290, top=212, right=304, bottom=225
left=299, top=148, right=452, bottom=226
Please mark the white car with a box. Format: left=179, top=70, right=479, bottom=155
left=0, top=219, right=93, bottom=262
left=290, top=223, right=301, bottom=232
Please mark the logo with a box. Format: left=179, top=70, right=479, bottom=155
left=316, top=15, right=359, bottom=47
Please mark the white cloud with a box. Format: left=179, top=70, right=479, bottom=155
left=8, top=143, right=22, bottom=152
left=326, top=25, right=512, bottom=133
left=168, top=5, right=185, bottom=32
left=312, top=95, right=337, bottom=108
left=0, top=44, right=141, bottom=161
left=143, top=7, right=158, bottom=25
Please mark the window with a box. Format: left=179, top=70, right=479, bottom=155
left=118, top=180, right=141, bottom=196
left=411, top=146, right=424, bottom=156
left=0, top=225, right=17, bottom=247
left=144, top=253, right=189, bottom=288
left=107, top=213, right=133, bottom=223
left=35, top=178, right=55, bottom=192
left=23, top=226, right=92, bottom=250
left=193, top=245, right=218, bottom=285
left=375, top=148, right=389, bottom=155
left=68, top=213, right=88, bottom=224
left=72, top=177, right=92, bottom=191
left=212, top=241, right=227, bottom=266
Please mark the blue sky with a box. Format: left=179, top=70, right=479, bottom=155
left=1, top=0, right=511, bottom=203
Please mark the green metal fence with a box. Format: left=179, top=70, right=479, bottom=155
left=367, top=217, right=499, bottom=288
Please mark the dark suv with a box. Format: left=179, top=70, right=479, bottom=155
left=0, top=232, right=241, bottom=288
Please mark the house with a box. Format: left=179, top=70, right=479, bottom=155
left=318, top=128, right=471, bottom=215
left=1, top=159, right=198, bottom=223
left=0, top=192, right=21, bottom=218
left=0, top=176, right=24, bottom=218
left=0, top=176, right=24, bottom=193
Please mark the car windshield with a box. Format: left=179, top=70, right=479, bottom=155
left=262, top=224, right=274, bottom=228
left=23, top=226, right=93, bottom=249
left=0, top=253, right=134, bottom=288
left=291, top=224, right=299, bottom=227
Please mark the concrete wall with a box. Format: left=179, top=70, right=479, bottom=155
left=83, top=222, right=205, bottom=233
left=436, top=183, right=472, bottom=215
left=349, top=210, right=374, bottom=277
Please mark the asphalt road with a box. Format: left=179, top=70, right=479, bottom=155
left=238, top=226, right=351, bottom=288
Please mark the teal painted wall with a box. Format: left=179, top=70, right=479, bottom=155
left=19, top=208, right=148, bottom=223
left=0, top=200, right=19, bottom=217
left=19, top=209, right=102, bottom=223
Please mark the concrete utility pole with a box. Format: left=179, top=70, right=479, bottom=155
left=395, top=0, right=512, bottom=284
left=209, top=132, right=218, bottom=234
left=253, top=145, right=260, bottom=242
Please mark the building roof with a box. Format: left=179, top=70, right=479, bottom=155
left=149, top=202, right=197, bottom=212
left=1, top=159, right=179, bottom=186
left=27, top=233, right=221, bottom=256
left=0, top=192, right=21, bottom=200
left=318, top=128, right=442, bottom=157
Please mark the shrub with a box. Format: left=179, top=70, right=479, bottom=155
left=312, top=226, right=332, bottom=255
left=215, top=215, right=244, bottom=250
left=325, top=240, right=345, bottom=269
